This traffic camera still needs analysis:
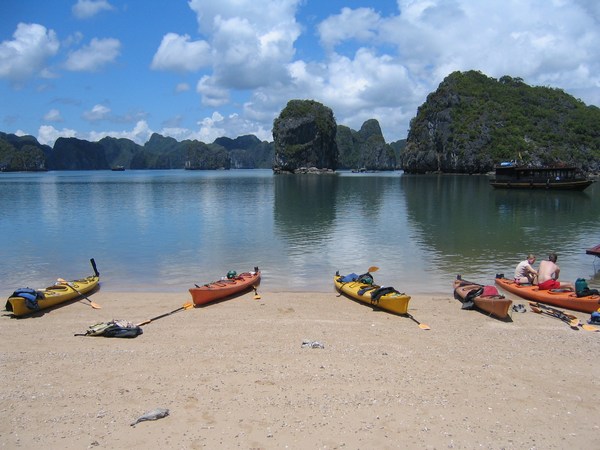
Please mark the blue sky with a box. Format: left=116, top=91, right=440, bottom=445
left=1, top=0, right=599, bottom=147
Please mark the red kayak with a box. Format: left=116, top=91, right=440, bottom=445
left=189, top=268, right=261, bottom=306
left=453, top=276, right=512, bottom=319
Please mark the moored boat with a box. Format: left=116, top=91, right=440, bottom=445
left=334, top=271, right=411, bottom=315
left=5, top=259, right=100, bottom=317
left=489, top=163, right=593, bottom=190
left=453, top=276, right=512, bottom=319
left=495, top=276, right=600, bottom=313
left=586, top=244, right=600, bottom=257
left=189, top=268, right=260, bottom=306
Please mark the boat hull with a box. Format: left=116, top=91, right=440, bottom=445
left=495, top=277, right=600, bottom=313
left=189, top=270, right=261, bottom=306
left=333, top=275, right=411, bottom=315
left=453, top=278, right=512, bottom=319
left=490, top=180, right=592, bottom=190
left=5, top=275, right=100, bottom=317
left=586, top=244, right=600, bottom=257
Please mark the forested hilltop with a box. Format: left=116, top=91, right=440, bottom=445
left=0, top=133, right=274, bottom=171
left=2, top=70, right=599, bottom=173
left=401, top=70, right=600, bottom=173
left=0, top=121, right=402, bottom=172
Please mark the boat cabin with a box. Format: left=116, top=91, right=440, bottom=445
left=490, top=164, right=593, bottom=190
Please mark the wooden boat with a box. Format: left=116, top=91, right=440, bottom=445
left=586, top=244, right=600, bottom=257
left=489, top=163, right=593, bottom=190
left=189, top=268, right=260, bottom=306
left=333, top=272, right=411, bottom=315
left=5, top=259, right=100, bottom=317
left=453, top=276, right=512, bottom=319
left=495, top=276, right=600, bottom=313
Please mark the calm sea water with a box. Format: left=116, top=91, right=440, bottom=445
left=1, top=169, right=599, bottom=296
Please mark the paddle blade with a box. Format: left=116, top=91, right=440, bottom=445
left=89, top=301, right=101, bottom=309
left=253, top=286, right=261, bottom=299
left=368, top=266, right=379, bottom=273
left=581, top=324, right=599, bottom=332
left=183, top=302, right=194, bottom=310
left=419, top=323, right=431, bottom=330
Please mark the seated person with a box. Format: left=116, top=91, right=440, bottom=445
left=514, top=254, right=538, bottom=284
left=537, top=253, right=575, bottom=291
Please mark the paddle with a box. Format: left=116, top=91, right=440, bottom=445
left=136, top=302, right=194, bottom=327
left=530, top=302, right=599, bottom=331
left=253, top=286, right=261, bottom=300
left=57, top=277, right=101, bottom=309
left=530, top=305, right=579, bottom=330
left=404, top=313, right=431, bottom=330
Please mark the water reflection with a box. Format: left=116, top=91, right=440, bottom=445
left=274, top=175, right=339, bottom=250
left=400, top=173, right=600, bottom=284
left=1, top=170, right=598, bottom=294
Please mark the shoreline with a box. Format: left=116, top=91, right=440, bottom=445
left=1, top=290, right=598, bottom=449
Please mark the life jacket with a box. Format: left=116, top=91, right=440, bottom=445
left=10, top=288, right=45, bottom=311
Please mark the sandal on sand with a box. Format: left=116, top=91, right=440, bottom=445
left=512, top=304, right=526, bottom=313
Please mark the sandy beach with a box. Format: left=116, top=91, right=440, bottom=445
left=1, top=287, right=599, bottom=449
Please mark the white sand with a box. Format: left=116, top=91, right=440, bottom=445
left=1, top=288, right=599, bottom=449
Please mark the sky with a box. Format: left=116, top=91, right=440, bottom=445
left=1, top=0, right=599, bottom=147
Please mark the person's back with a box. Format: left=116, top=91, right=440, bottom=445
left=537, top=253, right=574, bottom=291
left=537, top=259, right=557, bottom=284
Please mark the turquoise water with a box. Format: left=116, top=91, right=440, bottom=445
left=1, top=169, right=599, bottom=296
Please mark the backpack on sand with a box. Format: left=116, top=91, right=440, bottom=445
left=75, top=319, right=143, bottom=338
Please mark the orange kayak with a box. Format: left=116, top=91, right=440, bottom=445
left=453, top=277, right=512, bottom=319
left=189, top=268, right=260, bottom=306
left=495, top=277, right=600, bottom=313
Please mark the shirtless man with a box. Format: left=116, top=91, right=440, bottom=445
left=514, top=254, right=538, bottom=284
left=537, top=253, right=575, bottom=291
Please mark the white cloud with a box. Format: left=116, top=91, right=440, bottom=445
left=196, top=75, right=229, bottom=107
left=65, top=37, right=120, bottom=71
left=175, top=82, right=190, bottom=93
left=43, top=109, right=63, bottom=122
left=72, top=0, right=114, bottom=19
left=184, top=0, right=301, bottom=90
left=87, top=120, right=153, bottom=144
left=0, top=23, right=59, bottom=84
left=318, top=7, right=382, bottom=51
left=37, top=125, right=77, bottom=146
left=83, top=104, right=111, bottom=122
left=151, top=33, right=211, bottom=72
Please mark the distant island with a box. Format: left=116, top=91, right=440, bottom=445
left=1, top=70, right=599, bottom=174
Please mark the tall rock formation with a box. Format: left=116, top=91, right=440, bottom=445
left=272, top=99, right=338, bottom=174
left=48, top=137, right=109, bottom=170
left=337, top=119, right=396, bottom=170
left=401, top=70, right=600, bottom=173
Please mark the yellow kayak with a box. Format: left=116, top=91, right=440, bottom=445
left=334, top=272, right=411, bottom=315
left=5, top=259, right=100, bottom=317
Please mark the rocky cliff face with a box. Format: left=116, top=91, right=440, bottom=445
left=49, top=137, right=109, bottom=170
left=337, top=119, right=396, bottom=170
left=401, top=70, right=600, bottom=173
left=401, top=73, right=495, bottom=173
left=272, top=100, right=338, bottom=173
